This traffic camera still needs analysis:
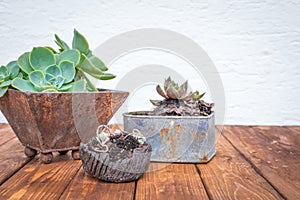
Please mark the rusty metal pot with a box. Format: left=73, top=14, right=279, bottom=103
left=0, top=89, right=128, bottom=163
left=123, top=111, right=215, bottom=163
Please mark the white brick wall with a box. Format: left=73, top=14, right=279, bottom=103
left=0, top=0, right=299, bottom=125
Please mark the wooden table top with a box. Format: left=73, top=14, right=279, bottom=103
left=0, top=124, right=299, bottom=200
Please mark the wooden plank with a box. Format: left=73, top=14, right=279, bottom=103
left=60, top=167, right=135, bottom=200
left=0, top=154, right=81, bottom=200
left=257, top=126, right=300, bottom=151
left=198, top=134, right=283, bottom=200
left=223, top=126, right=300, bottom=200
left=0, top=123, right=15, bottom=146
left=135, top=163, right=209, bottom=200
left=286, top=126, right=300, bottom=134
left=0, top=137, right=32, bottom=185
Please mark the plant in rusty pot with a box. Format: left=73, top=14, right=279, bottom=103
left=80, top=125, right=151, bottom=182
left=123, top=77, right=215, bottom=163
left=0, top=30, right=128, bottom=163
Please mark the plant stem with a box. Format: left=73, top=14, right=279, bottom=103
left=77, top=69, right=98, bottom=91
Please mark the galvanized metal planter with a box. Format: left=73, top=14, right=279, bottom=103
left=123, top=111, right=215, bottom=163
left=0, top=89, right=128, bottom=163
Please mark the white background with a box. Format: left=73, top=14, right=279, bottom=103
left=0, top=0, right=299, bottom=125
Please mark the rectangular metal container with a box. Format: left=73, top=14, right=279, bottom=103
left=123, top=111, right=215, bottom=163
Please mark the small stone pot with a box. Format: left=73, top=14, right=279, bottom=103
left=79, top=137, right=152, bottom=183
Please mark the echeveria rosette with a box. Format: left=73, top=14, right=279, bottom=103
left=0, top=29, right=116, bottom=97
left=150, top=76, right=205, bottom=106
left=0, top=61, right=20, bottom=97
left=149, top=77, right=213, bottom=116
left=12, top=47, right=86, bottom=92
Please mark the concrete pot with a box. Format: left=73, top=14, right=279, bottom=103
left=0, top=89, right=128, bottom=163
left=123, top=111, right=215, bottom=163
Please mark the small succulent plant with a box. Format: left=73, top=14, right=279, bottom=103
left=150, top=76, right=205, bottom=105
left=0, top=29, right=115, bottom=97
left=149, top=77, right=213, bottom=116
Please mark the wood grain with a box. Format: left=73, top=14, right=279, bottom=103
left=0, top=124, right=15, bottom=146
left=0, top=137, right=32, bottom=185
left=0, top=154, right=81, bottom=200
left=223, top=126, right=300, bottom=200
left=198, top=134, right=283, bottom=200
left=60, top=167, right=135, bottom=200
left=0, top=125, right=299, bottom=200
left=135, top=163, right=209, bottom=200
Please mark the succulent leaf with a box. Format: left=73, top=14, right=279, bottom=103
left=56, top=76, right=65, bottom=88
left=45, top=46, right=57, bottom=54
left=42, top=88, right=58, bottom=92
left=56, top=49, right=80, bottom=66
left=86, top=50, right=93, bottom=57
left=59, top=61, right=75, bottom=83
left=192, top=91, right=205, bottom=101
left=71, top=79, right=87, bottom=92
left=47, top=76, right=65, bottom=88
left=45, top=73, right=54, bottom=82
left=164, top=76, right=171, bottom=91
left=182, top=91, right=193, bottom=101
left=0, top=80, right=12, bottom=87
left=75, top=70, right=97, bottom=92
left=6, top=61, right=20, bottom=79
left=178, top=80, right=188, bottom=98
left=29, top=70, right=45, bottom=88
left=55, top=34, right=70, bottom=51
left=0, top=66, right=9, bottom=81
left=156, top=84, right=168, bottom=98
left=88, top=56, right=108, bottom=71
left=166, top=84, right=180, bottom=99
left=72, top=29, right=89, bottom=55
left=18, top=52, right=33, bottom=74
left=79, top=54, right=104, bottom=78
left=98, top=73, right=116, bottom=80
left=0, top=86, right=8, bottom=97
left=29, top=47, right=56, bottom=71
left=46, top=65, right=62, bottom=77
left=17, top=73, right=23, bottom=79
left=59, top=83, right=73, bottom=91
left=150, top=99, right=161, bottom=106
left=12, top=78, right=36, bottom=92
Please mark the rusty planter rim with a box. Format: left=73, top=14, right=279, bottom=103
left=123, top=111, right=214, bottom=119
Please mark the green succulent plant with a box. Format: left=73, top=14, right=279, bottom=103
left=150, top=76, right=205, bottom=106
left=0, top=29, right=116, bottom=97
